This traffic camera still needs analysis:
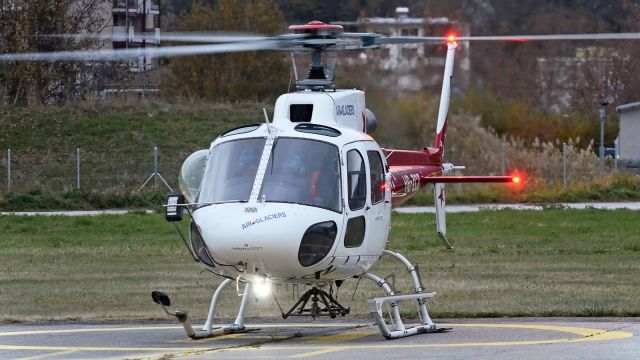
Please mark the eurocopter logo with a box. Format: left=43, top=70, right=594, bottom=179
left=241, top=212, right=287, bottom=230
left=336, top=104, right=355, bottom=116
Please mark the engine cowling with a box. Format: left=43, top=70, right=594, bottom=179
left=365, top=108, right=377, bottom=134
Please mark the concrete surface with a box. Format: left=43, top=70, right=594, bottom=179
left=395, top=202, right=640, bottom=213
left=0, top=318, right=637, bottom=359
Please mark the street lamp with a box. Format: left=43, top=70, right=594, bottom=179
left=598, top=98, right=609, bottom=169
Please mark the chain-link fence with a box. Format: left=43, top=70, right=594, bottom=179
left=1, top=143, right=624, bottom=196
left=0, top=147, right=184, bottom=194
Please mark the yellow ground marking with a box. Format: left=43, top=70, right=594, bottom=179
left=0, top=323, right=362, bottom=338
left=173, top=334, right=284, bottom=343
left=0, top=326, right=183, bottom=337
left=0, top=323, right=632, bottom=354
left=0, top=344, right=213, bottom=352
left=305, top=330, right=378, bottom=343
left=16, top=350, right=77, bottom=360
left=287, top=346, right=349, bottom=358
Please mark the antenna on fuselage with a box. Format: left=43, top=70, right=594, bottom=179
left=290, top=52, right=299, bottom=82
left=263, top=108, right=272, bottom=134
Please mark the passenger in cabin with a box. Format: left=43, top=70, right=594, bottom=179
left=308, top=154, right=340, bottom=211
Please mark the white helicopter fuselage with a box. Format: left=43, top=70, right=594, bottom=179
left=186, top=89, right=392, bottom=284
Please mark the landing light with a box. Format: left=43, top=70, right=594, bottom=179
left=253, top=279, right=271, bottom=298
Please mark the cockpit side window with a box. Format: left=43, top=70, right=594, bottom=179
left=367, top=150, right=385, bottom=205
left=347, top=149, right=366, bottom=210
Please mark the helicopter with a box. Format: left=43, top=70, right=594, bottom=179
left=3, top=20, right=640, bottom=340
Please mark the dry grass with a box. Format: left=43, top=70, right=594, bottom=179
left=1, top=209, right=639, bottom=323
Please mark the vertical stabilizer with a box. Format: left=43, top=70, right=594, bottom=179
left=433, top=39, right=458, bottom=162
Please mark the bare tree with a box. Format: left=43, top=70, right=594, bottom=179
left=0, top=0, right=114, bottom=106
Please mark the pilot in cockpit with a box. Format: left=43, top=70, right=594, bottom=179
left=238, top=146, right=261, bottom=177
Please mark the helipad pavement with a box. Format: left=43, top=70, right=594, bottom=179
left=0, top=318, right=637, bottom=359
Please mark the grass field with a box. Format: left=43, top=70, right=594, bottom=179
left=1, top=209, right=639, bottom=323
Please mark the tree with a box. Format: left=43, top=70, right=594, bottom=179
left=0, top=0, right=113, bottom=106
left=161, top=0, right=289, bottom=103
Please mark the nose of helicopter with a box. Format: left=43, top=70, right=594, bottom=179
left=192, top=203, right=343, bottom=275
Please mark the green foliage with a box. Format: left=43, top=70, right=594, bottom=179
left=161, top=0, right=289, bottom=103
left=454, top=91, right=619, bottom=149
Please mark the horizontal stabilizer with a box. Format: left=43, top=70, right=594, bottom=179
left=425, top=176, right=517, bottom=183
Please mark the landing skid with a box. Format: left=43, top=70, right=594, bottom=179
left=360, top=249, right=444, bottom=339
left=152, top=278, right=251, bottom=339
left=281, top=286, right=350, bottom=319
left=153, top=249, right=443, bottom=340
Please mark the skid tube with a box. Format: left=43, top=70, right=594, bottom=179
left=360, top=249, right=448, bottom=339
left=154, top=279, right=252, bottom=339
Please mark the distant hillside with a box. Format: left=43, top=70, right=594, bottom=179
left=0, top=101, right=261, bottom=193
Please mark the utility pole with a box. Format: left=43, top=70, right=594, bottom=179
left=598, top=99, right=609, bottom=169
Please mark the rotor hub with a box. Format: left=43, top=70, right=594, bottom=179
left=288, top=21, right=343, bottom=38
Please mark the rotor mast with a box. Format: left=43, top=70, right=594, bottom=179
left=289, top=21, right=343, bottom=91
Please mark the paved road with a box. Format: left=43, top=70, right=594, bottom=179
left=0, top=318, right=637, bottom=359
left=395, top=202, right=640, bottom=213
left=0, top=210, right=155, bottom=217
left=1, top=202, right=639, bottom=217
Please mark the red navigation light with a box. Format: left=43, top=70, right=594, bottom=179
left=447, top=34, right=457, bottom=45
left=512, top=176, right=521, bottom=183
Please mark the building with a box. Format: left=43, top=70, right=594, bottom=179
left=536, top=47, right=619, bottom=111
left=109, top=0, right=161, bottom=72
left=335, top=7, right=470, bottom=91
left=96, top=0, right=163, bottom=96
left=616, top=102, right=640, bottom=160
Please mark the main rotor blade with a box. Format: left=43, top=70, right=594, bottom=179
left=377, top=32, right=640, bottom=44
left=0, top=40, right=287, bottom=62
left=458, top=33, right=640, bottom=41
left=41, top=32, right=269, bottom=43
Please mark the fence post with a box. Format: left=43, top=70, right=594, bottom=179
left=562, top=143, right=568, bottom=190
left=7, top=149, right=11, bottom=192
left=76, top=148, right=81, bottom=190
left=153, top=146, right=159, bottom=187
left=501, top=141, right=506, bottom=175
left=138, top=146, right=173, bottom=192
left=614, top=137, right=619, bottom=170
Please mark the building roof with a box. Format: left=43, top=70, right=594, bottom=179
left=616, top=102, right=640, bottom=114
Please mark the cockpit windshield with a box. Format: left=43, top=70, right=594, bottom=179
left=259, top=138, right=341, bottom=213
left=199, top=138, right=265, bottom=203
left=198, top=137, right=341, bottom=213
